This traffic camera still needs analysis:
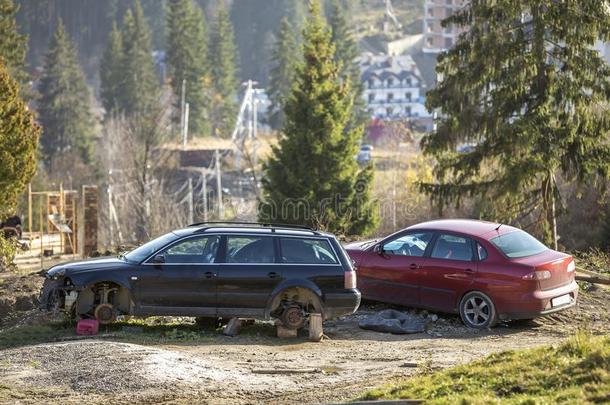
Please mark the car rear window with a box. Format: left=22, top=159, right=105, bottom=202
left=280, top=238, right=338, bottom=264
left=490, top=230, right=548, bottom=258
left=431, top=234, right=473, bottom=261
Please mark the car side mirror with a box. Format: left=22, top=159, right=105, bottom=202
left=373, top=244, right=384, bottom=255
left=152, top=253, right=165, bottom=264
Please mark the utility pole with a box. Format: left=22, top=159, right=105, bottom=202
left=187, top=177, right=194, bottom=224
left=180, top=79, right=186, bottom=141
left=28, top=183, right=32, bottom=234
left=108, top=172, right=114, bottom=247
left=215, top=149, right=224, bottom=219
left=182, top=102, right=190, bottom=146
left=201, top=169, right=208, bottom=222
left=252, top=95, right=259, bottom=169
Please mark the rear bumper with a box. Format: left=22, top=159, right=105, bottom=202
left=324, top=289, right=361, bottom=319
left=498, top=280, right=579, bottom=321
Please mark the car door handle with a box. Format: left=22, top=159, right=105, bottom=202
left=267, top=272, right=279, bottom=279
left=204, top=271, right=217, bottom=279
left=409, top=263, right=419, bottom=270
left=465, top=268, right=475, bottom=274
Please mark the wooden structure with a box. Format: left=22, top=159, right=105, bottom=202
left=82, top=185, right=98, bottom=256
left=27, top=183, right=98, bottom=257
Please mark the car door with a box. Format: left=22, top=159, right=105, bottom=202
left=136, top=235, right=220, bottom=315
left=216, top=234, right=280, bottom=317
left=358, top=231, right=434, bottom=306
left=419, top=233, right=477, bottom=312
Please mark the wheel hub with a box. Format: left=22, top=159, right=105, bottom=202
left=281, top=306, right=305, bottom=329
left=465, top=297, right=489, bottom=326
left=94, top=303, right=116, bottom=324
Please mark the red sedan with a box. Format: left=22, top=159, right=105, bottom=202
left=345, top=219, right=578, bottom=328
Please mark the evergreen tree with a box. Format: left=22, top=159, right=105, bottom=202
left=38, top=20, right=95, bottom=167
left=100, top=21, right=123, bottom=115
left=421, top=0, right=610, bottom=247
left=121, top=0, right=160, bottom=117
left=259, top=0, right=378, bottom=236
left=329, top=0, right=367, bottom=129
left=167, top=0, right=209, bottom=136
left=229, top=0, right=304, bottom=86
left=267, top=17, right=299, bottom=129
left=0, top=0, right=27, bottom=84
left=208, top=4, right=238, bottom=137
left=0, top=60, right=39, bottom=218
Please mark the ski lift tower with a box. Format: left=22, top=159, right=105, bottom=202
left=385, top=0, right=402, bottom=30
left=232, top=80, right=263, bottom=170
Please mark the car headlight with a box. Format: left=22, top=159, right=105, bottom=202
left=567, top=261, right=575, bottom=273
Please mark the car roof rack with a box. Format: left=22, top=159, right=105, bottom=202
left=188, top=221, right=319, bottom=234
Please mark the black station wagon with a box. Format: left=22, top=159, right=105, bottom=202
left=40, top=223, right=361, bottom=329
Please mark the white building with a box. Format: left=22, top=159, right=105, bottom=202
left=358, top=53, right=431, bottom=121
left=422, top=0, right=465, bottom=54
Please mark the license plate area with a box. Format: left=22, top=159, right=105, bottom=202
left=552, top=294, right=571, bottom=307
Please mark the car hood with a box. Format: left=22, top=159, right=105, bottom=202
left=46, top=257, right=128, bottom=277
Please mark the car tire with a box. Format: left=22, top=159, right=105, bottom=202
left=459, top=291, right=498, bottom=329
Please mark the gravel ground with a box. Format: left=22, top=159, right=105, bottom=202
left=0, top=285, right=609, bottom=404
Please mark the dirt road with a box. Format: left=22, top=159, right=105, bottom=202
left=1, top=284, right=609, bottom=405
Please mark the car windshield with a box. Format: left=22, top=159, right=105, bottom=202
left=490, top=230, right=548, bottom=258
left=123, top=232, right=180, bottom=263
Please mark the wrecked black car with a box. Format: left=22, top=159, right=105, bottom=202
left=40, top=223, right=361, bottom=329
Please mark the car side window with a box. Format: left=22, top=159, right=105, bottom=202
left=162, top=236, right=220, bottom=264
left=431, top=234, right=474, bottom=261
left=280, top=238, right=338, bottom=264
left=226, top=236, right=275, bottom=264
left=477, top=243, right=488, bottom=261
left=383, top=232, right=433, bottom=257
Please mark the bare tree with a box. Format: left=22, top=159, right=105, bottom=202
left=98, top=87, right=190, bottom=248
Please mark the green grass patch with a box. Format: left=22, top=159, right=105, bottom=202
left=0, top=317, right=279, bottom=349
left=357, top=332, right=610, bottom=404
left=0, top=323, right=74, bottom=350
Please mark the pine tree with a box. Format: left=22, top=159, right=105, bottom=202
left=121, top=0, right=160, bottom=117
left=0, top=0, right=27, bottom=85
left=421, top=0, right=610, bottom=247
left=38, top=20, right=95, bottom=167
left=267, top=17, right=299, bottom=129
left=329, top=0, right=367, bottom=129
left=259, top=0, right=378, bottom=236
left=208, top=5, right=238, bottom=137
left=100, top=21, right=123, bottom=115
left=0, top=59, right=39, bottom=218
left=167, top=0, right=209, bottom=136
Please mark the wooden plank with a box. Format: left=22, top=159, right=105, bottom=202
left=277, top=324, right=298, bottom=338
left=252, top=368, right=319, bottom=375
left=309, top=313, right=323, bottom=342
left=222, top=318, right=242, bottom=336
left=576, top=274, right=610, bottom=285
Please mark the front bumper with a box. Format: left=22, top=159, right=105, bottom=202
left=39, top=277, right=79, bottom=311
left=323, top=289, right=361, bottom=319
left=498, top=280, right=579, bottom=321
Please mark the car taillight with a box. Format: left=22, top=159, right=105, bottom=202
left=344, top=271, right=356, bottom=289
left=567, top=261, right=575, bottom=272
left=522, top=270, right=552, bottom=280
